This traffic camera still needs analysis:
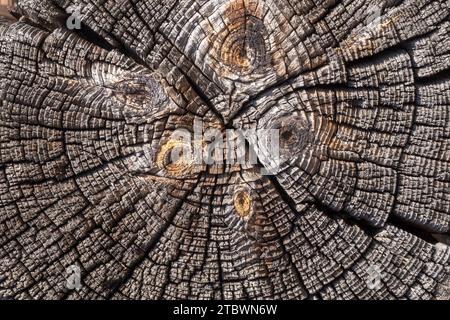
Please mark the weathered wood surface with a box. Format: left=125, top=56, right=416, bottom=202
left=0, top=0, right=449, bottom=300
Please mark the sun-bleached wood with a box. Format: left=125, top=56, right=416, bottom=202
left=0, top=0, right=449, bottom=300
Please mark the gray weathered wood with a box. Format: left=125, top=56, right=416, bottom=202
left=0, top=0, right=449, bottom=300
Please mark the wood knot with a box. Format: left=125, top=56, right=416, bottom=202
left=97, top=67, right=168, bottom=112
left=156, top=139, right=194, bottom=177
left=280, top=126, right=299, bottom=148
left=234, top=189, right=252, bottom=218
left=211, top=0, right=270, bottom=77
left=276, top=116, right=312, bottom=151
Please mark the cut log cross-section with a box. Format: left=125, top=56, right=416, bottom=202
left=0, top=0, right=449, bottom=300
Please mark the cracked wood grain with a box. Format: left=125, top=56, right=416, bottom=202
left=0, top=0, right=449, bottom=300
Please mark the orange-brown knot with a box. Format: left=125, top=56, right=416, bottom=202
left=212, top=0, right=269, bottom=76
left=156, top=140, right=194, bottom=177
left=233, top=190, right=252, bottom=218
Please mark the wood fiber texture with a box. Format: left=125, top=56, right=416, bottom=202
left=0, top=0, right=449, bottom=300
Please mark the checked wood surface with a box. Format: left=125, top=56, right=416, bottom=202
left=0, top=0, right=449, bottom=300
